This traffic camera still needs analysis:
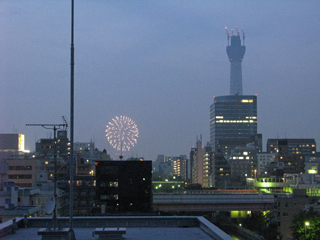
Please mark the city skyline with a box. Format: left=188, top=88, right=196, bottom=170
left=1, top=1, right=319, bottom=160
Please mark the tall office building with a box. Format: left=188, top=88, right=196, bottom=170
left=210, top=95, right=257, bottom=155
left=210, top=28, right=258, bottom=155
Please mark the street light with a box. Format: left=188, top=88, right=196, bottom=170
left=305, top=221, right=310, bottom=238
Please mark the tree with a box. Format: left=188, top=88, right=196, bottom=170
left=291, top=209, right=320, bottom=240
left=242, top=211, right=266, bottom=234
left=262, top=222, right=280, bottom=240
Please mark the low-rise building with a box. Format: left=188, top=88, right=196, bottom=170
left=257, top=152, right=275, bottom=177
left=267, top=138, right=316, bottom=157
left=229, top=145, right=257, bottom=182
left=95, top=160, right=152, bottom=214
left=269, top=189, right=309, bottom=239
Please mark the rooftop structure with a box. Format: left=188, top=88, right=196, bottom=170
left=0, top=216, right=234, bottom=240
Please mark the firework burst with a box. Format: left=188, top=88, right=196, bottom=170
left=105, top=116, right=139, bottom=151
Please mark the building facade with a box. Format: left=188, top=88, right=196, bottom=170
left=154, top=155, right=187, bottom=180
left=271, top=189, right=309, bottom=239
left=267, top=138, right=316, bottom=157
left=191, top=140, right=206, bottom=186
left=210, top=95, right=258, bottom=155
left=257, top=152, right=276, bottom=177
left=0, top=133, right=29, bottom=159
left=35, top=130, right=69, bottom=157
left=212, top=147, right=231, bottom=189
left=95, top=160, right=152, bottom=214
left=229, top=145, right=257, bottom=182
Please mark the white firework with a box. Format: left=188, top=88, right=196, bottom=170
left=105, top=116, right=139, bottom=151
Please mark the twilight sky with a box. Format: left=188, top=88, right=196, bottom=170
left=1, top=1, right=319, bottom=160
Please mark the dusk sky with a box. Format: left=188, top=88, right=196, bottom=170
left=1, top=1, right=319, bottom=160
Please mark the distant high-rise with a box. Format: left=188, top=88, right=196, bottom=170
left=210, top=95, right=257, bottom=155
left=210, top=28, right=258, bottom=155
left=226, top=27, right=246, bottom=95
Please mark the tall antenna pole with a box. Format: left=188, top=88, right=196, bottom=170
left=120, top=134, right=123, bottom=160
left=26, top=123, right=67, bottom=230
left=69, top=0, right=75, bottom=239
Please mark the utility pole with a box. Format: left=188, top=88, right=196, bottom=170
left=69, top=0, right=76, bottom=239
left=26, top=121, right=67, bottom=230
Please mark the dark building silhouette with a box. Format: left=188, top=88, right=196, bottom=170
left=95, top=160, right=152, bottom=214
left=212, top=146, right=231, bottom=189
left=265, top=140, right=305, bottom=177
left=73, top=175, right=96, bottom=216
left=35, top=130, right=68, bottom=157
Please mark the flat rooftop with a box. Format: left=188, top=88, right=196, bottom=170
left=4, top=226, right=215, bottom=240
left=1, top=216, right=233, bottom=240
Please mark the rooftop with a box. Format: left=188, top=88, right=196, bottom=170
left=1, top=216, right=233, bottom=240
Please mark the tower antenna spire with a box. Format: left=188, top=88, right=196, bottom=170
left=224, top=27, right=230, bottom=46
left=225, top=27, right=230, bottom=46
left=226, top=26, right=246, bottom=95
left=242, top=27, right=245, bottom=46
